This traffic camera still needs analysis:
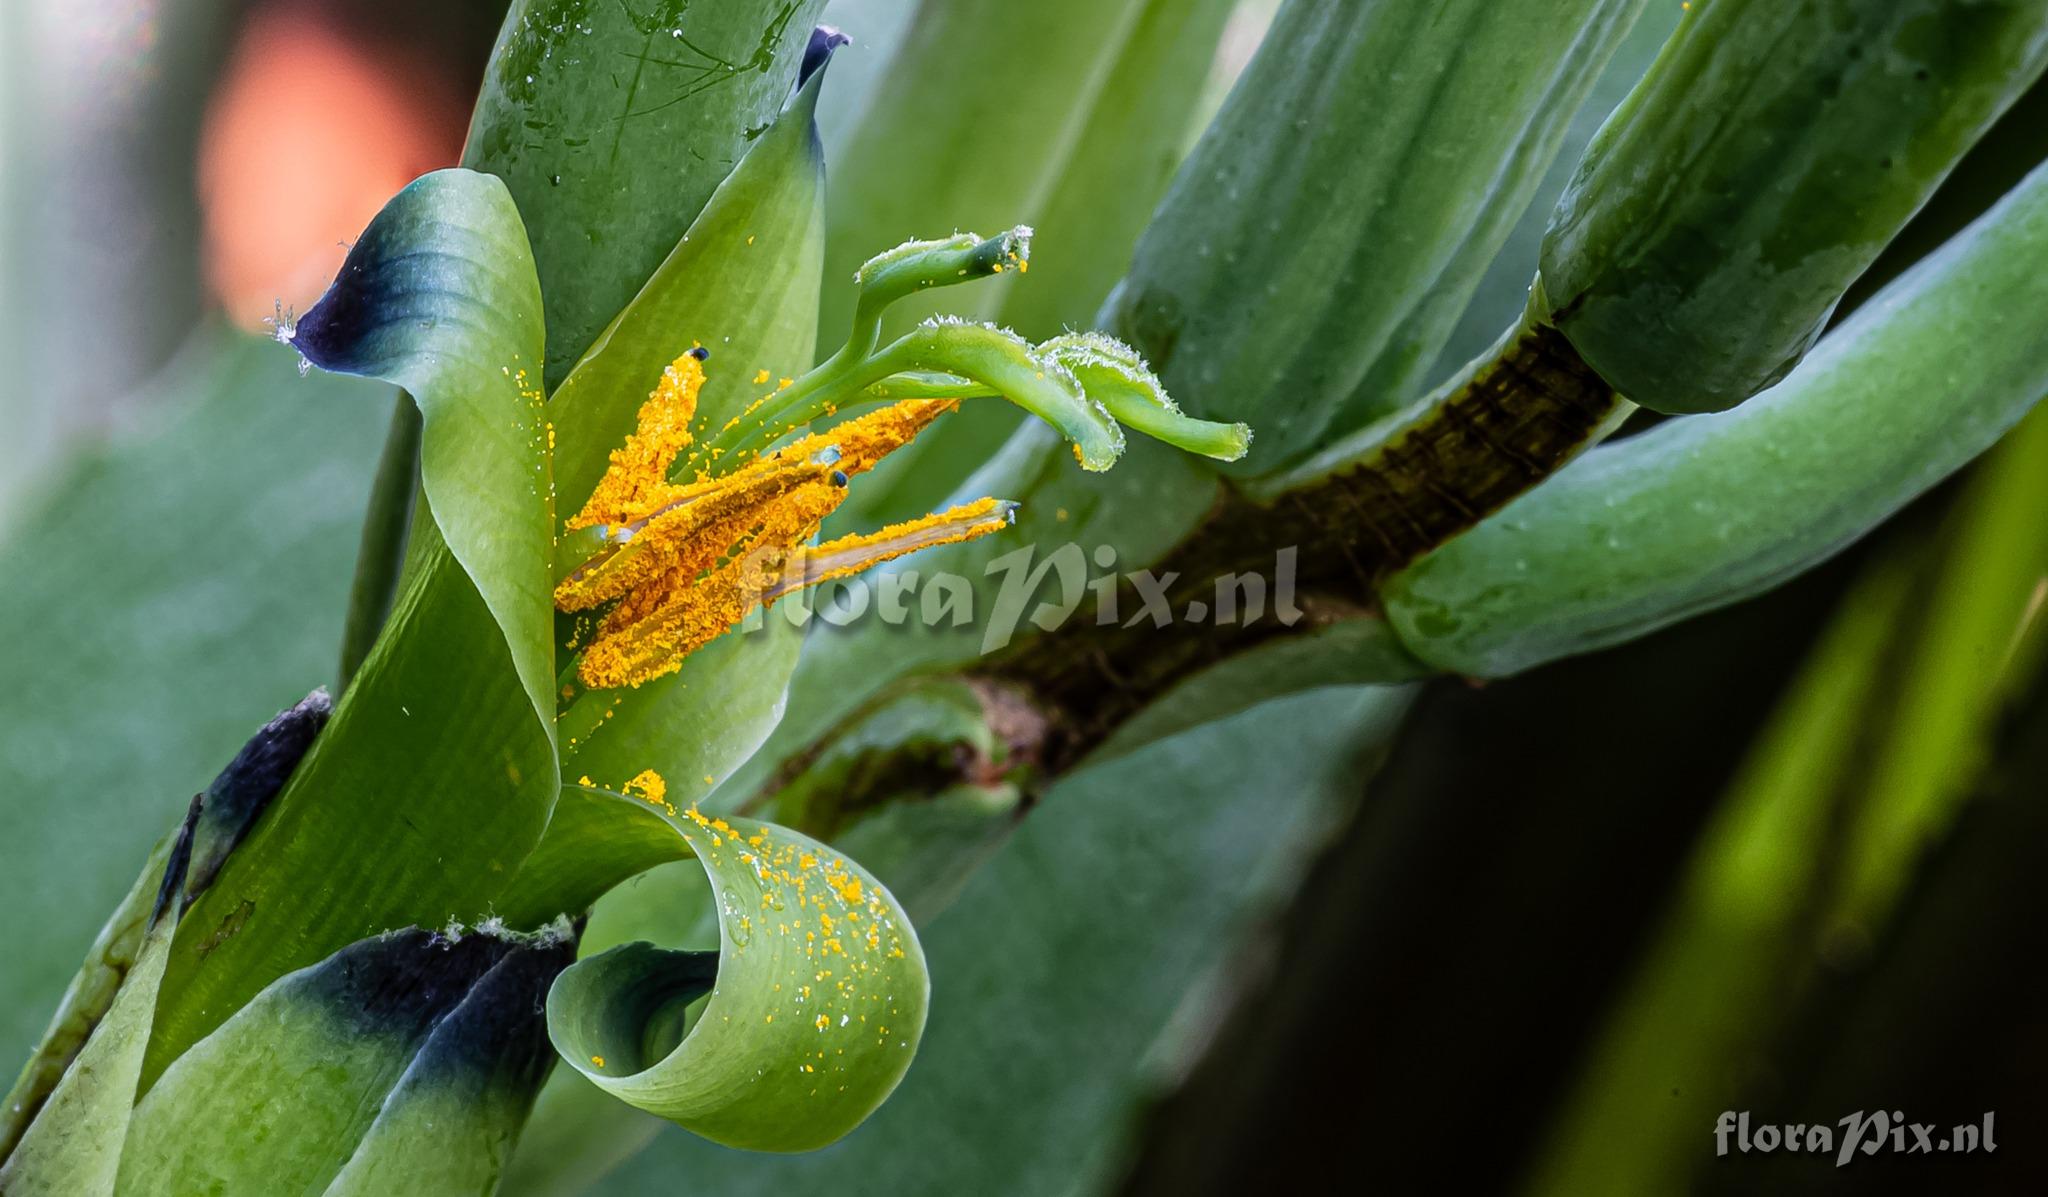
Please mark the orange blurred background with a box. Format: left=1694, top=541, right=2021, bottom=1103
left=198, top=0, right=479, bottom=327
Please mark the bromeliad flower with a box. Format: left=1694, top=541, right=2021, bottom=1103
left=551, top=229, right=1250, bottom=692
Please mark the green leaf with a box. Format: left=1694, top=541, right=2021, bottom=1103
left=285, top=169, right=554, bottom=714
left=120, top=924, right=572, bottom=1196
left=0, top=331, right=383, bottom=1076
left=547, top=812, right=929, bottom=1153
left=0, top=910, right=174, bottom=1196
left=321, top=935, right=572, bottom=1196
left=145, top=171, right=559, bottom=1083
left=1384, top=157, right=2048, bottom=678
left=466, top=0, right=829, bottom=385
left=1424, top=2, right=1681, bottom=387
left=1105, top=0, right=1647, bottom=475
left=1539, top=0, right=2048, bottom=413
left=0, top=806, right=197, bottom=1195
left=504, top=693, right=1019, bottom=1192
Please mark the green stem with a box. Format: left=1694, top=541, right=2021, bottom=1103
left=721, top=323, right=1124, bottom=468
left=977, top=318, right=1624, bottom=756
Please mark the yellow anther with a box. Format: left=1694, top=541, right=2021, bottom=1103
left=568, top=349, right=708, bottom=530
left=764, top=498, right=1015, bottom=601
left=770, top=399, right=958, bottom=479
left=558, top=354, right=1013, bottom=689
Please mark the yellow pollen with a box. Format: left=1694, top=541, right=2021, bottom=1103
left=557, top=355, right=1013, bottom=689
left=763, top=498, right=1013, bottom=601
left=622, top=769, right=671, bottom=813
left=554, top=452, right=836, bottom=613
left=568, top=350, right=707, bottom=530
left=769, top=399, right=958, bottom=479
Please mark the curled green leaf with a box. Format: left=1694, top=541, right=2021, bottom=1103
left=548, top=812, right=929, bottom=1153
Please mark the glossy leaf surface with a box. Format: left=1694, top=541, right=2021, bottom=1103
left=1106, top=0, right=1646, bottom=473
left=466, top=0, right=828, bottom=383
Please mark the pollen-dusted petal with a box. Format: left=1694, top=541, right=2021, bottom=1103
left=764, top=497, right=1018, bottom=601
left=554, top=453, right=836, bottom=613
left=576, top=481, right=848, bottom=690
left=567, top=349, right=708, bottom=530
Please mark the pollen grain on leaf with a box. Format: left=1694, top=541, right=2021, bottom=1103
left=621, top=768, right=675, bottom=815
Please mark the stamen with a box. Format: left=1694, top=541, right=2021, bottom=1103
left=764, top=498, right=1018, bottom=601
left=554, top=453, right=838, bottom=612
left=576, top=481, right=845, bottom=689
left=554, top=347, right=1028, bottom=690
left=567, top=348, right=708, bottom=530
left=767, top=398, right=959, bottom=478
